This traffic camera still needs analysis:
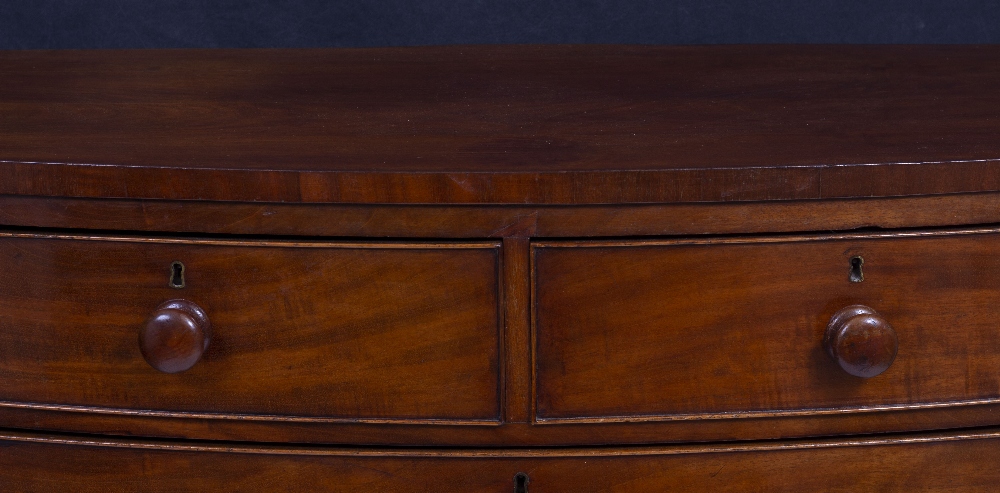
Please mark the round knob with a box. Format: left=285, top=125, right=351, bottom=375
left=139, top=300, right=211, bottom=373
left=824, top=305, right=898, bottom=378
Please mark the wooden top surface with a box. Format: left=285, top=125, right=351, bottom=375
left=2, top=45, right=999, bottom=204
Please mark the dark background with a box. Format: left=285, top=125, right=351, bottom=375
left=1, top=0, right=999, bottom=49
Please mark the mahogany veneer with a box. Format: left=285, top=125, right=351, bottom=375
left=3, top=45, right=1000, bottom=491
left=533, top=230, right=1000, bottom=423
left=5, top=429, right=1000, bottom=492
left=0, top=234, right=500, bottom=423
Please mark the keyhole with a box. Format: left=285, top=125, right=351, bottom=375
left=849, top=256, right=864, bottom=283
left=514, top=472, right=529, bottom=493
left=170, top=261, right=186, bottom=289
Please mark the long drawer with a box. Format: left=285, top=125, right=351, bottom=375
left=2, top=428, right=999, bottom=491
left=533, top=229, right=1000, bottom=423
left=0, top=233, right=501, bottom=424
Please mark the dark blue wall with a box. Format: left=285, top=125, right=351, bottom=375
left=2, top=1, right=998, bottom=49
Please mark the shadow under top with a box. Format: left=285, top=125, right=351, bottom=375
left=1, top=45, right=999, bottom=204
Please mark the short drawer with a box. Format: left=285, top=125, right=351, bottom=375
left=533, top=229, right=1000, bottom=423
left=0, top=233, right=500, bottom=423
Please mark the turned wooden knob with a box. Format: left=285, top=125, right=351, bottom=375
left=139, top=300, right=211, bottom=374
left=824, top=305, right=897, bottom=378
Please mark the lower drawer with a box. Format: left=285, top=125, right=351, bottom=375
left=3, top=429, right=1000, bottom=492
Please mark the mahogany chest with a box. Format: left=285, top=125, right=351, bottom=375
left=3, top=45, right=1000, bottom=491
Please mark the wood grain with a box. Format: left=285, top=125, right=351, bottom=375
left=502, top=237, right=532, bottom=423
left=7, top=46, right=1000, bottom=487
left=4, top=46, right=1000, bottom=203
left=139, top=299, right=213, bottom=374
left=7, top=193, right=1000, bottom=239
left=824, top=305, right=898, bottom=378
left=534, top=229, right=1000, bottom=422
left=6, top=227, right=1000, bottom=444
left=5, top=428, right=1000, bottom=491
left=0, top=233, right=501, bottom=423
left=8, top=400, right=1000, bottom=447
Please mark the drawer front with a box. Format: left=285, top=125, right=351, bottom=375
left=533, top=230, right=1000, bottom=422
left=4, top=429, right=1000, bottom=492
left=0, top=234, right=500, bottom=423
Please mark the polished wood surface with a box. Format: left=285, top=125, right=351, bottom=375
left=140, top=300, right=212, bottom=374
left=3, top=46, right=1000, bottom=488
left=8, top=397, right=1000, bottom=447
left=3, top=46, right=1000, bottom=203
left=9, top=193, right=1000, bottom=239
left=824, top=305, right=898, bottom=378
left=534, top=229, right=1000, bottom=422
left=4, top=227, right=1000, bottom=445
left=5, top=428, right=1000, bottom=492
left=0, top=233, right=501, bottom=423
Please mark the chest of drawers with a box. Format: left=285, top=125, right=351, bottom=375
left=4, top=45, right=1000, bottom=491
